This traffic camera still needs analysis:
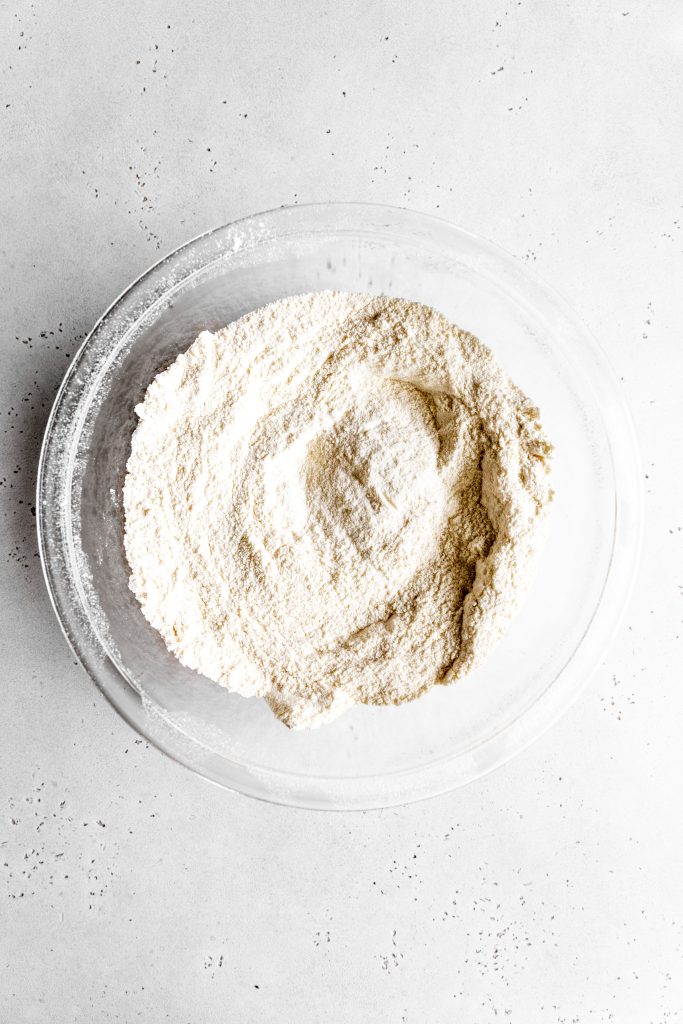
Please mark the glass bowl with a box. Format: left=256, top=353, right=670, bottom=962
left=37, top=203, right=642, bottom=809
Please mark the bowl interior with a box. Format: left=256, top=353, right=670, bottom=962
left=40, top=206, right=638, bottom=807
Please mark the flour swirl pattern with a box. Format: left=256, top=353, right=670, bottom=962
left=124, top=293, right=552, bottom=728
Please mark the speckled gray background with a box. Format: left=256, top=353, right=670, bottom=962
left=2, top=1, right=682, bottom=1021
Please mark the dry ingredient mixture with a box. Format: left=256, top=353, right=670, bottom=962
left=123, top=292, right=553, bottom=728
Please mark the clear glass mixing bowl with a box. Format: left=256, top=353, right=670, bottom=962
left=37, top=204, right=642, bottom=809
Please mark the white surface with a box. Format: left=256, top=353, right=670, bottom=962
left=1, top=1, right=681, bottom=1020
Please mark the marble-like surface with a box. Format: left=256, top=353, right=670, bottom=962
left=2, top=2, right=682, bottom=1020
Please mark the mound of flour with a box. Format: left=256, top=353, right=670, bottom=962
left=123, top=292, right=552, bottom=728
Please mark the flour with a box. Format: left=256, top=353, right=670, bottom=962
left=123, top=292, right=553, bottom=728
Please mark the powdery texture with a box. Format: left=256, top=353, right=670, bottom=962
left=123, top=292, right=553, bottom=728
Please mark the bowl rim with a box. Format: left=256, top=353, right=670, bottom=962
left=36, top=201, right=644, bottom=809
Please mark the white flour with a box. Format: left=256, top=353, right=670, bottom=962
left=123, top=292, right=553, bottom=728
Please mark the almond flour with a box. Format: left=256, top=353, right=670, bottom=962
left=123, top=292, right=552, bottom=728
